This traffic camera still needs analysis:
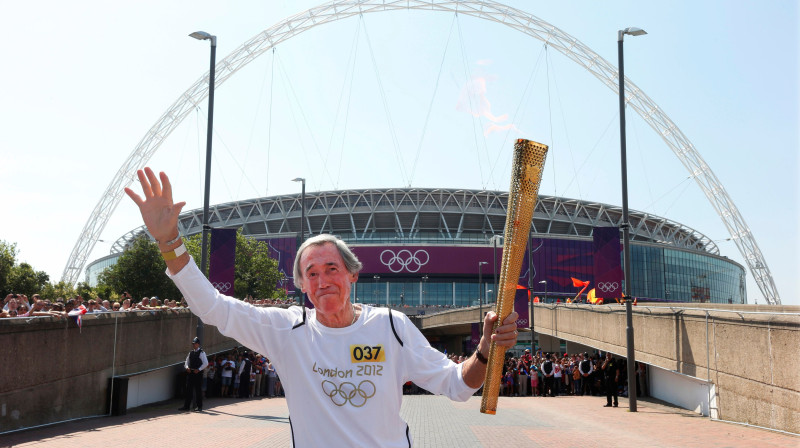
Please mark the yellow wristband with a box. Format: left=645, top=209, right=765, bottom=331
left=161, top=242, right=187, bottom=261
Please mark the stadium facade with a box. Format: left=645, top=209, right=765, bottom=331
left=87, top=188, right=746, bottom=305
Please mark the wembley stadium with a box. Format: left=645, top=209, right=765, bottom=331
left=86, top=188, right=746, bottom=305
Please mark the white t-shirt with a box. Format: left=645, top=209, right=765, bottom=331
left=168, top=259, right=477, bottom=447
left=220, top=360, right=235, bottom=378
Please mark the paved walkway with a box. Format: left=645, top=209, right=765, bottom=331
left=3, top=394, right=797, bottom=447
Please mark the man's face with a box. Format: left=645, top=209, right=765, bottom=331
left=299, top=243, right=358, bottom=317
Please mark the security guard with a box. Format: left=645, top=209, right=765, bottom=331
left=601, top=352, right=619, bottom=407
left=179, top=336, right=208, bottom=412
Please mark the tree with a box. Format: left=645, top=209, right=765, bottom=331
left=0, top=240, right=18, bottom=296
left=40, top=281, right=76, bottom=301
left=96, top=231, right=283, bottom=302
left=233, top=232, right=284, bottom=299
left=75, top=282, right=97, bottom=300
left=7, top=262, right=49, bottom=295
left=97, top=235, right=181, bottom=301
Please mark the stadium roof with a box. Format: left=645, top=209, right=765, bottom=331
left=112, top=188, right=719, bottom=255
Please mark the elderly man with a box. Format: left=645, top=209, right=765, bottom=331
left=125, top=168, right=519, bottom=446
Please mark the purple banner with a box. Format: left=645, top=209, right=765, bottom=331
left=209, top=228, right=237, bottom=296
left=470, top=322, right=480, bottom=351
left=528, top=238, right=594, bottom=298
left=265, top=237, right=298, bottom=296
left=593, top=227, right=623, bottom=299
left=514, top=287, right=529, bottom=329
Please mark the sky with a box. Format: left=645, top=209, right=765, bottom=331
left=1, top=0, right=797, bottom=305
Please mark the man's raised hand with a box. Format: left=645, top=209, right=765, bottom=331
left=124, top=168, right=186, bottom=243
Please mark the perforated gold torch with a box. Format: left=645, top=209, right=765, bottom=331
left=480, top=139, right=548, bottom=415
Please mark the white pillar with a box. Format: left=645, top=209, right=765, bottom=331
left=385, top=282, right=390, bottom=306
left=452, top=282, right=456, bottom=307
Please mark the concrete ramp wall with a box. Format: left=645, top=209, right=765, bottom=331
left=0, top=310, right=238, bottom=433
left=530, top=303, right=800, bottom=434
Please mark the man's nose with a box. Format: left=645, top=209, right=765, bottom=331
left=314, top=273, right=330, bottom=288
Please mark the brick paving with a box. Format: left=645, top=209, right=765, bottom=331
left=3, top=394, right=797, bottom=447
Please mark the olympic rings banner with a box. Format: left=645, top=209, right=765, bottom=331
left=592, top=226, right=623, bottom=299
left=209, top=228, right=237, bottom=295
left=514, top=287, right=530, bottom=329
left=353, top=246, right=501, bottom=276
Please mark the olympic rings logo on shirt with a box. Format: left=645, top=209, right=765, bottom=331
left=597, top=282, right=619, bottom=293
left=212, top=282, right=232, bottom=292
left=379, top=249, right=429, bottom=273
left=321, top=379, right=376, bottom=407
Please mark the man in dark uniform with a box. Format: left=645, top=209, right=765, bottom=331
left=601, top=352, right=619, bottom=407
left=578, top=352, right=593, bottom=396
left=238, top=352, right=252, bottom=398
left=179, top=337, right=208, bottom=412
left=541, top=354, right=555, bottom=397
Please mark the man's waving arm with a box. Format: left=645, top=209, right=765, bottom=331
left=124, top=167, right=189, bottom=274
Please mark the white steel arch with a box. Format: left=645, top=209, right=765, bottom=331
left=62, top=0, right=780, bottom=305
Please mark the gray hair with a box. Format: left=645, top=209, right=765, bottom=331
left=293, top=234, right=363, bottom=289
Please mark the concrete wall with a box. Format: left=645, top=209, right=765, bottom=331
left=528, top=303, right=800, bottom=434
left=649, top=365, right=713, bottom=416
left=0, top=310, right=238, bottom=433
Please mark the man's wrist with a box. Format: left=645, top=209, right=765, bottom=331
left=161, top=242, right=187, bottom=261
left=157, top=230, right=182, bottom=246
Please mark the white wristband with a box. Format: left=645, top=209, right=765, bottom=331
left=161, top=242, right=187, bottom=261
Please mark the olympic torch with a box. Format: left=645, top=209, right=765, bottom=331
left=480, top=139, right=548, bottom=415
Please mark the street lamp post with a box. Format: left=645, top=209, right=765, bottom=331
left=372, top=275, right=381, bottom=306
left=478, top=261, right=488, bottom=336
left=541, top=279, right=548, bottom=304
left=536, top=280, right=547, bottom=352
left=618, top=26, right=646, bottom=413
left=292, top=178, right=306, bottom=244
left=490, top=235, right=502, bottom=303
left=292, top=177, right=306, bottom=306
left=373, top=275, right=381, bottom=306
left=421, top=275, right=428, bottom=306
left=189, top=30, right=217, bottom=346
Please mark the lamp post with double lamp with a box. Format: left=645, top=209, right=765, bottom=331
left=478, top=261, right=488, bottom=336
left=618, top=26, right=646, bottom=413
left=189, top=30, right=217, bottom=345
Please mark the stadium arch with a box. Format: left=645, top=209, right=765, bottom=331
left=62, top=0, right=780, bottom=304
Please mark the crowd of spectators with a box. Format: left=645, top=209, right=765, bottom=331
left=200, top=348, right=283, bottom=400
left=492, top=349, right=647, bottom=400
left=0, top=292, right=192, bottom=319
left=1, top=292, right=300, bottom=320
